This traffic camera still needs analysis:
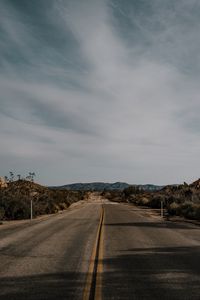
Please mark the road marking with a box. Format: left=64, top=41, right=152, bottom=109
left=95, top=206, right=104, bottom=300
left=83, top=205, right=104, bottom=300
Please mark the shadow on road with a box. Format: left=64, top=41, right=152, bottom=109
left=0, top=271, right=86, bottom=300
left=102, top=245, right=200, bottom=300
left=1, top=245, right=200, bottom=300
left=105, top=221, right=199, bottom=229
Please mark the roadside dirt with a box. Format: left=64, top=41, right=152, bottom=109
left=121, top=202, right=200, bottom=226
left=0, top=192, right=108, bottom=228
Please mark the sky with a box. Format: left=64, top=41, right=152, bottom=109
left=0, top=0, right=200, bottom=186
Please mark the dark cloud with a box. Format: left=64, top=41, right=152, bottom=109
left=0, top=0, right=200, bottom=185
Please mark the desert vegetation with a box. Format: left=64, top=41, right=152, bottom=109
left=1, top=173, right=200, bottom=221
left=102, top=179, right=200, bottom=221
left=3, top=171, right=36, bottom=183
left=0, top=179, right=86, bottom=220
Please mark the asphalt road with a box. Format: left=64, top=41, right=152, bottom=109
left=103, top=203, right=200, bottom=300
left=0, top=200, right=200, bottom=300
left=0, top=203, right=101, bottom=300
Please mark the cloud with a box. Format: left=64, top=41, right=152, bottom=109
left=0, top=0, right=200, bottom=185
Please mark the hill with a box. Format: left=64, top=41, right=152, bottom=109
left=0, top=180, right=85, bottom=220
left=51, top=182, right=164, bottom=191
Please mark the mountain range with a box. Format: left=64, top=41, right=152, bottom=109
left=50, top=182, right=164, bottom=191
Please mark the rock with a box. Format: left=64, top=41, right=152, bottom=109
left=190, top=179, right=200, bottom=189
left=0, top=177, right=7, bottom=188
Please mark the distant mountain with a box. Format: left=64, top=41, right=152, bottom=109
left=50, top=182, right=164, bottom=191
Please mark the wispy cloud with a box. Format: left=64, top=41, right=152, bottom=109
left=0, top=0, right=200, bottom=185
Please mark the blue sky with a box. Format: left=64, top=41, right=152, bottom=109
left=0, top=0, right=200, bottom=185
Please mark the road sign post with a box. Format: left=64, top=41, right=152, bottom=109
left=161, top=200, right=164, bottom=218
left=30, top=199, right=33, bottom=220
left=30, top=192, right=38, bottom=221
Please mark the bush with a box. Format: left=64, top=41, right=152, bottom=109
left=148, top=196, right=162, bottom=208
left=168, top=202, right=180, bottom=216
left=0, top=207, right=5, bottom=220
left=180, top=202, right=194, bottom=219
left=194, top=205, right=200, bottom=220
left=140, top=197, right=150, bottom=206
left=123, top=186, right=141, bottom=198
left=0, top=181, right=87, bottom=220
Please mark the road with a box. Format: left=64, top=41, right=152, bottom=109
left=0, top=198, right=200, bottom=300
left=102, top=203, right=200, bottom=300
left=0, top=202, right=101, bottom=300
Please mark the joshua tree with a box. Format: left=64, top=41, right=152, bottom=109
left=27, top=172, right=36, bottom=182
left=32, top=172, right=36, bottom=182
left=4, top=176, right=8, bottom=183
left=9, top=172, right=14, bottom=182
left=26, top=175, right=31, bottom=181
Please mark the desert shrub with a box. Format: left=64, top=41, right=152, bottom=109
left=184, top=189, right=193, bottom=198
left=168, top=202, right=180, bottom=216
left=168, top=202, right=200, bottom=220
left=101, top=190, right=123, bottom=202
left=0, top=207, right=5, bottom=220
left=0, top=181, right=87, bottom=220
left=127, top=195, right=137, bottom=204
left=165, top=195, right=176, bottom=206
left=58, top=202, right=68, bottom=210
left=1, top=196, right=30, bottom=219
left=193, top=205, right=200, bottom=220
left=123, top=186, right=141, bottom=197
left=140, top=197, right=150, bottom=206
left=148, top=196, right=162, bottom=208
left=180, top=202, right=194, bottom=219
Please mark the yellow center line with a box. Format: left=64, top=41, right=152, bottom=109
left=83, top=205, right=104, bottom=300
left=94, top=206, right=104, bottom=300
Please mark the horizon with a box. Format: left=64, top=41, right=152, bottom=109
left=46, top=178, right=197, bottom=187
left=1, top=0, right=200, bottom=185
left=2, top=174, right=195, bottom=187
